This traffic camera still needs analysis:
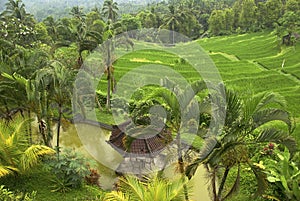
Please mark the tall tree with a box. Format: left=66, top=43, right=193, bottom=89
left=102, top=0, right=119, bottom=109
left=38, top=61, right=75, bottom=152
left=208, top=10, right=225, bottom=35
left=161, top=4, right=186, bottom=44
left=70, top=6, right=86, bottom=21
left=144, top=78, right=207, bottom=201
left=264, top=0, right=284, bottom=28
left=238, top=0, right=258, bottom=31
left=102, top=0, right=119, bottom=23
left=2, top=0, right=27, bottom=21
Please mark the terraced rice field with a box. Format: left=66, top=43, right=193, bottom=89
left=97, top=31, right=300, bottom=138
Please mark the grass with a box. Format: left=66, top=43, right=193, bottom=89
left=0, top=165, right=106, bottom=201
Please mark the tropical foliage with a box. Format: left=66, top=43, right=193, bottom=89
left=45, top=148, right=93, bottom=192
left=0, top=116, right=55, bottom=177
left=104, top=174, right=190, bottom=201
left=186, top=88, right=296, bottom=201
left=265, top=148, right=300, bottom=201
left=0, top=185, right=36, bottom=201
left=0, top=0, right=299, bottom=200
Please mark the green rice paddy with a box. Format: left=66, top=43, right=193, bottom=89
left=97, top=31, right=300, bottom=138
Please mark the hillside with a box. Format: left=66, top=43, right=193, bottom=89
left=198, top=32, right=300, bottom=116
left=95, top=31, right=300, bottom=140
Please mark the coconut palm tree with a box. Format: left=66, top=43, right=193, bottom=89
left=0, top=115, right=55, bottom=177
left=70, top=6, right=86, bottom=21
left=102, top=0, right=119, bottom=23
left=2, top=0, right=27, bottom=21
left=141, top=78, right=208, bottom=201
left=1, top=72, right=42, bottom=142
left=38, top=61, right=75, bottom=152
left=186, top=87, right=296, bottom=201
left=104, top=174, right=190, bottom=201
left=73, top=20, right=102, bottom=67
left=101, top=0, right=119, bottom=109
left=160, top=4, right=186, bottom=44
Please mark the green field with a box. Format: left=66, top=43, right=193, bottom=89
left=96, top=31, right=300, bottom=139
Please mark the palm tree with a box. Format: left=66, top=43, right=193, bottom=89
left=142, top=78, right=208, bottom=201
left=102, top=0, right=119, bottom=23
left=0, top=115, right=55, bottom=177
left=43, top=16, right=62, bottom=44
left=1, top=49, right=50, bottom=145
left=186, top=88, right=296, bottom=201
left=101, top=0, right=119, bottom=109
left=104, top=174, right=190, bottom=201
left=2, top=0, right=27, bottom=21
left=160, top=4, right=186, bottom=44
left=1, top=72, right=42, bottom=143
left=70, top=6, right=86, bottom=21
left=73, top=20, right=102, bottom=67
left=38, top=61, right=75, bottom=152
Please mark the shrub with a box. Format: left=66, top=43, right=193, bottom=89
left=46, top=149, right=93, bottom=192
left=0, top=185, right=36, bottom=201
left=85, top=168, right=101, bottom=187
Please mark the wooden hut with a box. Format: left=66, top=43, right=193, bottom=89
left=107, top=121, right=174, bottom=175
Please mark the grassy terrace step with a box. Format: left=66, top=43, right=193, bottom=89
left=97, top=32, right=299, bottom=126
left=257, top=45, right=300, bottom=70
left=198, top=32, right=280, bottom=60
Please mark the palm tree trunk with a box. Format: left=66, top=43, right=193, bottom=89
left=56, top=103, right=62, bottom=155
left=217, top=167, right=230, bottom=201
left=78, top=51, right=83, bottom=67
left=95, top=95, right=102, bottom=111
left=172, top=22, right=175, bottom=45
left=106, top=41, right=111, bottom=109
left=211, top=167, right=218, bottom=201
left=46, top=97, right=52, bottom=147
left=27, top=110, right=32, bottom=144
left=176, top=131, right=189, bottom=201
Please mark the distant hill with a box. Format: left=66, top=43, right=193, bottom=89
left=0, top=0, right=164, bottom=21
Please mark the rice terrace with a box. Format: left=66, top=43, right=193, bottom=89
left=0, top=0, right=300, bottom=200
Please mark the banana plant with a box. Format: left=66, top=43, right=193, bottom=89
left=265, top=148, right=300, bottom=201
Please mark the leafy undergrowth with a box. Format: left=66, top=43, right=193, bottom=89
left=0, top=165, right=106, bottom=201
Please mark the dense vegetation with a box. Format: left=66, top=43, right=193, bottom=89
left=0, top=0, right=300, bottom=200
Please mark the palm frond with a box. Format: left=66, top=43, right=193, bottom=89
left=279, top=136, right=298, bottom=154
left=252, top=108, right=292, bottom=131
left=167, top=177, right=191, bottom=201
left=224, top=89, right=242, bottom=126
left=147, top=87, right=180, bottom=117
left=20, top=145, right=55, bottom=171
left=185, top=158, right=201, bottom=179
left=199, top=136, right=218, bottom=162
left=245, top=92, right=286, bottom=120
left=255, top=128, right=297, bottom=153
left=0, top=165, right=19, bottom=177
left=119, top=175, right=145, bottom=200
left=104, top=191, right=129, bottom=201
left=180, top=80, right=206, bottom=108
